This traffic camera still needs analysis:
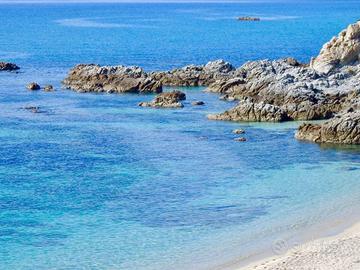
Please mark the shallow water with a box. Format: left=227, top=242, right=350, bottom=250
left=1, top=1, right=360, bottom=270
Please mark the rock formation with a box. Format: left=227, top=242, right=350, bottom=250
left=208, top=100, right=289, bottom=122
left=207, top=58, right=360, bottom=122
left=0, top=62, right=19, bottom=71
left=138, top=91, right=186, bottom=108
left=310, top=21, right=360, bottom=74
left=63, top=64, right=162, bottom=94
left=296, top=111, right=360, bottom=144
left=151, top=60, right=235, bottom=86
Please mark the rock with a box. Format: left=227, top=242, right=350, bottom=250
left=234, top=137, right=247, bottom=142
left=208, top=100, right=289, bottom=122
left=0, top=62, right=20, bottom=71
left=151, top=60, right=235, bottom=87
left=207, top=56, right=360, bottom=122
left=237, top=17, right=260, bottom=21
left=139, top=91, right=186, bottom=108
left=22, top=106, right=43, bottom=113
left=191, top=101, right=205, bottom=106
left=295, top=111, right=360, bottom=144
left=310, top=21, right=360, bottom=74
left=44, top=85, right=54, bottom=92
left=27, top=82, right=41, bottom=91
left=63, top=64, right=162, bottom=94
left=233, top=129, right=245, bottom=134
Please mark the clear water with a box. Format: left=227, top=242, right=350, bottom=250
left=0, top=1, right=360, bottom=270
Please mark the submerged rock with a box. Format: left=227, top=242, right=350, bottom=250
left=0, top=62, right=20, bottom=71
left=139, top=91, right=186, bottom=108
left=44, top=85, right=54, bottom=92
left=234, top=137, right=247, bottom=142
left=63, top=64, right=162, bottom=94
left=310, top=21, right=360, bottom=74
left=151, top=60, right=235, bottom=87
left=233, top=129, right=245, bottom=134
left=22, top=106, right=43, bottom=113
left=27, top=82, right=41, bottom=91
left=237, top=17, right=260, bottom=21
left=295, top=111, right=360, bottom=144
left=191, top=101, right=205, bottom=106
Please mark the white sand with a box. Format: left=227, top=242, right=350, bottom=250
left=239, top=222, right=360, bottom=270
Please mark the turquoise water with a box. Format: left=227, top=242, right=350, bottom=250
left=1, top=1, right=360, bottom=270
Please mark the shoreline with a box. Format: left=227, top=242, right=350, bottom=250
left=233, top=216, right=360, bottom=270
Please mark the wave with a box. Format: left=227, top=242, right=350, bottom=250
left=55, top=18, right=155, bottom=29
left=0, top=51, right=30, bottom=60
left=260, top=15, right=301, bottom=21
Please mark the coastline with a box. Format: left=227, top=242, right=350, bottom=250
left=235, top=218, right=360, bottom=270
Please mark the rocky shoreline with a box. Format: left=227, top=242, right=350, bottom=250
left=61, top=21, right=360, bottom=144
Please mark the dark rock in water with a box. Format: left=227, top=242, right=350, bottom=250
left=0, top=62, right=20, bottom=71
left=234, top=137, right=247, bottom=142
left=139, top=91, right=186, bottom=108
left=27, top=82, right=41, bottom=91
left=295, top=111, right=360, bottom=144
left=208, top=100, right=289, bottom=122
left=237, top=17, right=260, bottom=21
left=151, top=60, right=235, bottom=87
left=191, top=101, right=205, bottom=106
left=44, top=85, right=54, bottom=92
left=63, top=64, right=162, bottom=94
left=233, top=129, right=245, bottom=134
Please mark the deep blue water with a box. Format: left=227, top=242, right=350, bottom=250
left=0, top=1, right=360, bottom=270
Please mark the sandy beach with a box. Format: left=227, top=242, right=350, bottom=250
left=239, top=222, right=360, bottom=270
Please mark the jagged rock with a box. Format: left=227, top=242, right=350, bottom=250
left=207, top=56, right=360, bottom=121
left=27, top=82, right=40, bottom=91
left=151, top=60, right=235, bottom=86
left=208, top=100, right=289, bottom=122
left=44, top=85, right=54, bottom=92
left=139, top=91, right=186, bottom=108
left=295, top=111, right=360, bottom=144
left=191, top=101, right=205, bottom=106
left=0, top=62, right=19, bottom=71
left=310, top=21, right=360, bottom=74
left=233, top=129, right=245, bottom=134
left=63, top=64, right=162, bottom=94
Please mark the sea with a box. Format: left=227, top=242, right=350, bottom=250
left=0, top=1, right=360, bottom=269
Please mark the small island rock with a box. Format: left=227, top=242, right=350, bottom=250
left=139, top=91, right=186, bottom=108
left=27, top=82, right=41, bottom=91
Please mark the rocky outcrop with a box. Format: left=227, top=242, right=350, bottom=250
left=63, top=64, right=162, bottom=94
left=139, top=91, right=186, bottom=108
left=0, top=62, right=19, bottom=71
left=151, top=60, right=235, bottom=86
left=310, top=21, right=360, bottom=74
left=208, top=100, right=289, bottom=122
left=296, top=111, right=360, bottom=144
left=207, top=56, right=360, bottom=122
